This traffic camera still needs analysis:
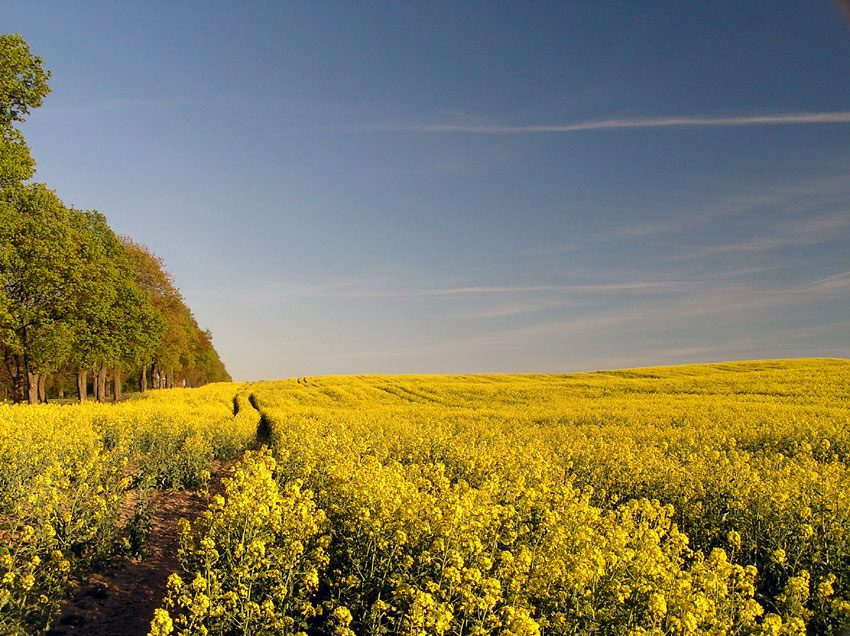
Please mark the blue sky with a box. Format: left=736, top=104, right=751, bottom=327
left=5, top=2, right=850, bottom=380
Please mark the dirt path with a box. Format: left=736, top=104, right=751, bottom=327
left=48, top=458, right=238, bottom=636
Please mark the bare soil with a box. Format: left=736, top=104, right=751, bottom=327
left=48, top=458, right=238, bottom=636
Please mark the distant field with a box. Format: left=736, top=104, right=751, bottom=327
left=3, top=359, right=849, bottom=635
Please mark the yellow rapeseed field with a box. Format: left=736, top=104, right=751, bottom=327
left=156, top=359, right=850, bottom=636
left=3, top=359, right=849, bottom=635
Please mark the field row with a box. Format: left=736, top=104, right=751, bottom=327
left=0, top=384, right=261, bottom=634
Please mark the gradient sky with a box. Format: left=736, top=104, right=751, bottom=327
left=5, top=2, right=850, bottom=380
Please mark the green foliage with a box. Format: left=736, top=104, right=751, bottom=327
left=0, top=127, right=37, bottom=186
left=0, top=33, right=51, bottom=186
left=0, top=34, right=51, bottom=125
left=121, top=237, right=231, bottom=386
left=0, top=184, right=75, bottom=370
left=68, top=210, right=165, bottom=372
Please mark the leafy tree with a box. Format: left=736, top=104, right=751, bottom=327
left=120, top=237, right=183, bottom=390
left=69, top=212, right=164, bottom=402
left=0, top=35, right=58, bottom=403
left=0, top=184, right=75, bottom=403
left=188, top=327, right=231, bottom=385
left=0, top=343, right=12, bottom=401
left=107, top=264, right=164, bottom=401
left=67, top=210, right=110, bottom=400
left=120, top=237, right=229, bottom=389
left=175, top=313, right=231, bottom=387
left=0, top=34, right=51, bottom=187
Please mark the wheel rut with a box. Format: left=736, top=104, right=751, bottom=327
left=49, top=392, right=266, bottom=636
left=49, top=458, right=237, bottom=636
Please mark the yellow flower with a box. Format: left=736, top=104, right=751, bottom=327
left=149, top=608, right=174, bottom=635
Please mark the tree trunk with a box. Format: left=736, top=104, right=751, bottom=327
left=113, top=366, right=121, bottom=402
left=140, top=365, right=147, bottom=393
left=3, top=349, right=25, bottom=404
left=37, top=374, right=46, bottom=403
left=20, top=326, right=33, bottom=404
left=58, top=383, right=64, bottom=399
left=13, top=365, right=24, bottom=403
left=27, top=371, right=39, bottom=405
left=77, top=369, right=87, bottom=402
left=99, top=365, right=108, bottom=403
left=96, top=363, right=107, bottom=403
left=160, top=370, right=166, bottom=390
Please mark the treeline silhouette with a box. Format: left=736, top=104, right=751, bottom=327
left=1, top=34, right=230, bottom=403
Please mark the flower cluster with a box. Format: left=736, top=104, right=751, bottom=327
left=153, top=449, right=329, bottom=635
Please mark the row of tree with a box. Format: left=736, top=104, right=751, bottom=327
left=0, top=33, right=230, bottom=404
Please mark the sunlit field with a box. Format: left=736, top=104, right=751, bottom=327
left=2, top=359, right=849, bottom=635
left=161, top=359, right=849, bottom=635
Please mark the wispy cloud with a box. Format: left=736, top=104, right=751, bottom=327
left=370, top=112, right=850, bottom=135
left=186, top=277, right=399, bottom=306
left=438, top=269, right=850, bottom=353
left=693, top=209, right=850, bottom=256
left=456, top=299, right=574, bottom=320
left=693, top=266, right=786, bottom=280
left=191, top=278, right=691, bottom=307
left=619, top=173, right=850, bottom=240
left=218, top=268, right=850, bottom=379
left=415, top=281, right=687, bottom=297
left=801, top=270, right=850, bottom=293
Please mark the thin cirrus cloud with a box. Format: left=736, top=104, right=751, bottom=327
left=690, top=209, right=850, bottom=257
left=801, top=269, right=850, bottom=293
left=445, top=274, right=850, bottom=356
left=373, top=111, right=850, bottom=134
left=191, top=279, right=690, bottom=306
left=618, top=173, right=850, bottom=240
left=413, top=281, right=688, bottom=296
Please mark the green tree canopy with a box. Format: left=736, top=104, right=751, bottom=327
left=0, top=184, right=75, bottom=401
left=0, top=34, right=51, bottom=186
left=68, top=212, right=164, bottom=401
left=120, top=237, right=229, bottom=386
